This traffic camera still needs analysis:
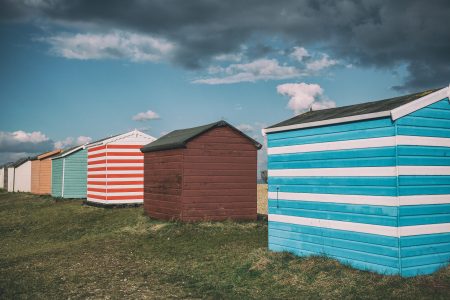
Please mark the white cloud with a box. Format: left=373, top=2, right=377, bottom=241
left=236, top=124, right=254, bottom=132
left=43, top=31, right=175, bottom=62
left=306, top=54, right=338, bottom=71
left=290, top=47, right=309, bottom=62
left=277, top=82, right=336, bottom=115
left=0, top=130, right=54, bottom=164
left=213, top=53, right=243, bottom=62
left=193, top=58, right=301, bottom=84
left=54, top=136, right=92, bottom=149
left=132, top=110, right=160, bottom=121
left=7, top=130, right=49, bottom=143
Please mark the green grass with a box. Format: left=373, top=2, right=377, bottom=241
left=0, top=191, right=449, bottom=299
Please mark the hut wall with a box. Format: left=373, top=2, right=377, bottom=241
left=31, top=160, right=40, bottom=194
left=51, top=158, right=63, bottom=197
left=7, top=167, right=14, bottom=192
left=395, top=98, right=450, bottom=276
left=181, top=126, right=257, bottom=221
left=143, top=149, right=183, bottom=220
left=63, top=149, right=87, bottom=198
left=14, top=161, right=31, bottom=192
left=0, top=168, right=4, bottom=189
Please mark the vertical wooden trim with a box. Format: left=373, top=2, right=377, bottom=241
left=394, top=121, right=402, bottom=274
left=62, top=158, right=66, bottom=198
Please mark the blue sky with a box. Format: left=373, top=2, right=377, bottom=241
left=0, top=1, right=448, bottom=172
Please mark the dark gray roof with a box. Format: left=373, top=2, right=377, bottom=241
left=141, top=120, right=262, bottom=153
left=11, top=157, right=31, bottom=168
left=267, top=88, right=441, bottom=129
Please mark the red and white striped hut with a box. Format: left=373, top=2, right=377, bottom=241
left=86, top=130, right=156, bottom=206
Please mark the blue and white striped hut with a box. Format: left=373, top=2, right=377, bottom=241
left=263, top=86, right=450, bottom=277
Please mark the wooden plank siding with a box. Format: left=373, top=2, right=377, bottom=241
left=143, top=125, right=258, bottom=221
left=31, top=160, right=40, bottom=194
left=143, top=149, right=183, bottom=220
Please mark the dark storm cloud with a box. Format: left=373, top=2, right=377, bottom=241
left=1, top=0, right=449, bottom=90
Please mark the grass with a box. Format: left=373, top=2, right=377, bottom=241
left=0, top=190, right=449, bottom=299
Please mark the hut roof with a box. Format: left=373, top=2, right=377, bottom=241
left=265, top=86, right=449, bottom=133
left=141, top=120, right=262, bottom=153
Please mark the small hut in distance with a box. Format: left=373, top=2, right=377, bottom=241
left=141, top=120, right=262, bottom=222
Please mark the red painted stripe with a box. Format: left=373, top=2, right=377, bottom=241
left=88, top=152, right=106, bottom=159
left=88, top=194, right=106, bottom=200
left=88, top=181, right=144, bottom=185
left=88, top=188, right=144, bottom=193
left=88, top=166, right=144, bottom=172
left=88, top=160, right=106, bottom=165
left=105, top=152, right=143, bottom=156
left=107, top=145, right=143, bottom=149
left=107, top=159, right=144, bottom=164
left=87, top=174, right=143, bottom=179
left=89, top=145, right=106, bottom=152
left=108, top=195, right=143, bottom=200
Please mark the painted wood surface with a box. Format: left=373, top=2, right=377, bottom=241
left=266, top=97, right=450, bottom=277
left=143, top=126, right=258, bottom=221
left=7, top=167, right=14, bottom=192
left=14, top=161, right=31, bottom=192
left=52, top=149, right=87, bottom=199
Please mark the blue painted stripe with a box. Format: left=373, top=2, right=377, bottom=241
left=402, top=253, right=450, bottom=268
left=267, top=117, right=393, bottom=140
left=408, top=106, right=450, bottom=120
left=398, top=156, right=450, bottom=166
left=399, top=204, right=450, bottom=216
left=268, top=199, right=398, bottom=217
left=399, top=176, right=450, bottom=186
left=401, top=242, right=450, bottom=258
left=399, top=185, right=450, bottom=195
left=268, top=207, right=397, bottom=226
left=268, top=176, right=397, bottom=187
left=425, top=99, right=450, bottom=110
left=399, top=214, right=450, bottom=226
left=269, top=236, right=399, bottom=268
left=396, top=116, right=450, bottom=129
left=401, top=262, right=449, bottom=277
left=268, top=127, right=395, bottom=147
left=269, top=228, right=398, bottom=257
left=268, top=157, right=396, bottom=169
left=268, top=184, right=397, bottom=196
left=397, top=146, right=450, bottom=157
left=400, top=232, right=450, bottom=247
left=269, top=221, right=398, bottom=247
left=268, top=147, right=396, bottom=161
left=397, top=126, right=450, bottom=138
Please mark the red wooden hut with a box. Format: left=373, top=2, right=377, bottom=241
left=140, top=121, right=262, bottom=221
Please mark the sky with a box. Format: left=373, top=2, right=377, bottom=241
left=0, top=0, right=449, bottom=175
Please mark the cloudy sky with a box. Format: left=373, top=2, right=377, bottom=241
left=0, top=0, right=449, bottom=173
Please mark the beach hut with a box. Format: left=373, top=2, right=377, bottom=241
left=0, top=163, right=12, bottom=189
left=51, top=145, right=88, bottom=199
left=31, top=149, right=63, bottom=195
left=86, top=130, right=155, bottom=206
left=140, top=120, right=262, bottom=221
left=5, top=158, right=32, bottom=192
left=263, top=86, right=450, bottom=277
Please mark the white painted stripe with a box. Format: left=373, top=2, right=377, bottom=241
left=88, top=170, right=144, bottom=175
left=269, top=214, right=398, bottom=236
left=268, top=136, right=395, bottom=155
left=87, top=191, right=143, bottom=197
left=398, top=166, right=450, bottom=176
left=88, top=163, right=143, bottom=168
left=87, top=199, right=143, bottom=204
left=264, top=111, right=391, bottom=134
left=269, top=214, right=450, bottom=237
left=88, top=177, right=143, bottom=182
left=268, top=192, right=398, bottom=206
left=268, top=192, right=450, bottom=206
left=399, top=223, right=450, bottom=236
left=88, top=155, right=142, bottom=162
left=87, top=184, right=143, bottom=189
left=88, top=148, right=143, bottom=156
left=399, top=195, right=450, bottom=205
left=268, top=135, right=450, bottom=155
left=269, top=167, right=397, bottom=177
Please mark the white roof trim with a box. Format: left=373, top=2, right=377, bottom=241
left=86, top=129, right=156, bottom=148
left=265, top=86, right=449, bottom=134
left=263, top=111, right=391, bottom=134
left=391, top=86, right=449, bottom=120
left=51, top=144, right=86, bottom=160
